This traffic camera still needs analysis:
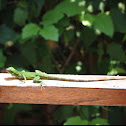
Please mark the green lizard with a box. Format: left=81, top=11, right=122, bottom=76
left=6, top=67, right=126, bottom=91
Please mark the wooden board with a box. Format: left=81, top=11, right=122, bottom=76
left=0, top=73, right=126, bottom=106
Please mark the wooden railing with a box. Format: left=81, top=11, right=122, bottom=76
left=0, top=73, right=126, bottom=106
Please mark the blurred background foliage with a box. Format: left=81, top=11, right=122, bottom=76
left=0, top=0, right=126, bottom=125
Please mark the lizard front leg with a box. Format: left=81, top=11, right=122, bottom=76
left=18, top=72, right=26, bottom=83
left=33, top=76, right=46, bottom=91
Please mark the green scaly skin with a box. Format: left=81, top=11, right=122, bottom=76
left=6, top=67, right=90, bottom=82
left=6, top=67, right=126, bottom=91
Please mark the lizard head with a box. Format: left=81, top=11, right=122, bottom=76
left=6, top=67, right=18, bottom=76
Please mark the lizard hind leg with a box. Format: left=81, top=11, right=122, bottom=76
left=33, top=76, right=46, bottom=92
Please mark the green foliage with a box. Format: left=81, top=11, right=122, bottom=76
left=64, top=116, right=88, bottom=125
left=42, top=9, right=64, bottom=26
left=55, top=0, right=85, bottom=17
left=80, top=27, right=97, bottom=48
left=0, top=24, right=18, bottom=44
left=3, top=103, right=32, bottom=125
left=108, top=107, right=126, bottom=125
left=110, top=8, right=126, bottom=33
left=93, top=13, right=114, bottom=37
left=77, top=106, right=100, bottom=120
left=0, top=0, right=126, bottom=125
left=64, top=116, right=109, bottom=125
left=21, top=41, right=37, bottom=65
left=89, top=117, right=109, bottom=125
left=14, top=7, right=28, bottom=26
left=53, top=105, right=74, bottom=122
left=107, top=43, right=125, bottom=62
left=22, top=23, right=40, bottom=39
left=0, top=49, right=6, bottom=68
left=39, top=25, right=59, bottom=41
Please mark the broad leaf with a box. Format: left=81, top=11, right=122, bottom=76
left=81, top=13, right=95, bottom=27
left=107, top=43, right=125, bottom=62
left=14, top=7, right=28, bottom=26
left=42, top=9, right=64, bottom=26
left=0, top=24, right=18, bottom=44
left=93, top=13, right=114, bottom=37
left=64, top=116, right=88, bottom=125
left=110, top=8, right=126, bottom=33
left=31, top=0, right=45, bottom=18
left=80, top=27, right=97, bottom=48
left=39, top=25, right=59, bottom=41
left=78, top=106, right=100, bottom=120
left=22, top=23, right=40, bottom=39
left=21, top=42, right=37, bottom=65
left=55, top=0, right=85, bottom=17
left=89, top=118, right=109, bottom=125
left=53, top=105, right=74, bottom=122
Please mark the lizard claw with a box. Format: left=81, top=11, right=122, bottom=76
left=39, top=82, right=48, bottom=93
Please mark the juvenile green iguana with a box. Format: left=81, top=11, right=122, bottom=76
left=6, top=67, right=126, bottom=91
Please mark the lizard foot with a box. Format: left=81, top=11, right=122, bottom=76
left=40, top=82, right=48, bottom=93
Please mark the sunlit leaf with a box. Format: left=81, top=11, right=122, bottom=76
left=89, top=118, right=109, bottom=125
left=81, top=13, right=95, bottom=27
left=64, top=116, right=88, bottom=125
left=93, top=13, right=114, bottom=37
left=22, top=23, right=40, bottom=39
left=39, top=25, right=59, bottom=41
left=42, top=9, right=64, bottom=26
left=55, top=0, right=85, bottom=17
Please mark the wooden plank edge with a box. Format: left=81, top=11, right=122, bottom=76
left=0, top=85, right=126, bottom=106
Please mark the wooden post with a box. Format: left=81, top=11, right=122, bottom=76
left=0, top=73, right=126, bottom=106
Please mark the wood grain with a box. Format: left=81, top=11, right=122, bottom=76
left=0, top=73, right=126, bottom=106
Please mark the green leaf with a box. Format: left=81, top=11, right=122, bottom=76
left=32, top=0, right=44, bottom=18
left=97, top=43, right=104, bottom=62
left=56, top=17, right=70, bottom=35
left=42, top=8, right=64, bottom=26
left=123, top=34, right=126, bottom=42
left=39, top=25, right=59, bottom=41
left=108, top=107, right=125, bottom=125
left=107, top=43, right=125, bottom=62
left=55, top=0, right=85, bottom=17
left=36, top=41, right=55, bottom=73
left=110, top=8, right=126, bottom=33
left=14, top=7, right=28, bottom=26
left=13, top=103, right=32, bottom=111
left=7, top=54, right=29, bottom=68
left=80, top=27, right=97, bottom=48
left=0, top=24, right=18, bottom=44
left=3, top=103, right=32, bottom=125
left=93, top=13, right=114, bottom=37
left=89, top=118, right=109, bottom=125
left=21, top=41, right=37, bottom=65
left=64, top=116, right=88, bottom=125
left=53, top=105, right=74, bottom=122
left=22, top=23, right=40, bottom=39
left=78, top=106, right=100, bottom=120
left=3, top=106, right=16, bottom=125
left=81, top=13, right=95, bottom=27
left=96, top=58, right=110, bottom=74
left=0, top=49, right=6, bottom=68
